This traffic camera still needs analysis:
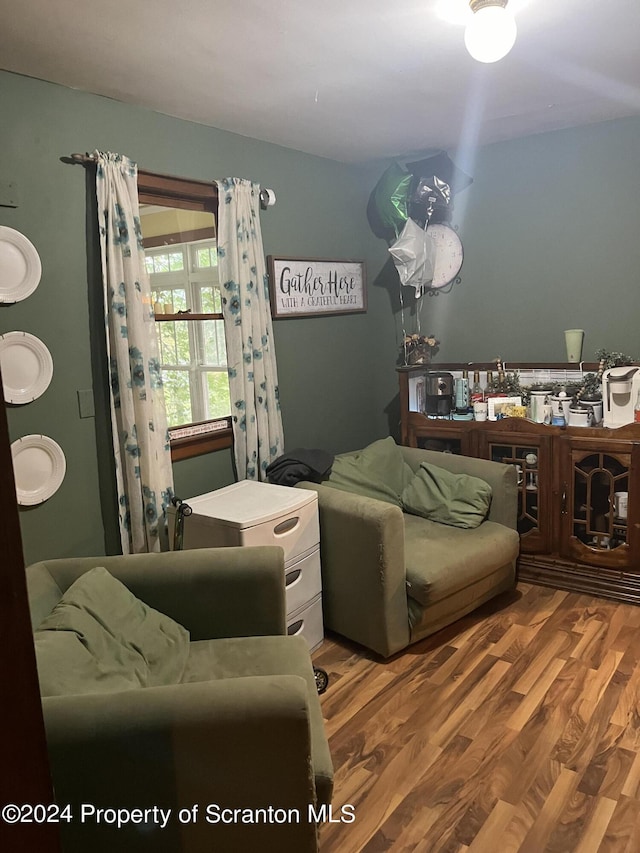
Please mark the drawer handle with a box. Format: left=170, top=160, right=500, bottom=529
left=285, top=568, right=302, bottom=587
left=274, top=516, right=299, bottom=535
left=287, top=619, right=304, bottom=636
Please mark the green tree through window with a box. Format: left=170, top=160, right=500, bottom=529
left=145, top=238, right=230, bottom=427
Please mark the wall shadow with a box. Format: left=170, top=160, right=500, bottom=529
left=82, top=167, right=121, bottom=555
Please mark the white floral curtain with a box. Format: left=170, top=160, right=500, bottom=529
left=96, top=151, right=174, bottom=553
left=216, top=178, right=284, bottom=480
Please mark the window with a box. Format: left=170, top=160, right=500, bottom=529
left=145, top=236, right=229, bottom=426
left=138, top=171, right=231, bottom=461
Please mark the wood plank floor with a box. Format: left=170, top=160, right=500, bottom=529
left=311, top=582, right=640, bottom=852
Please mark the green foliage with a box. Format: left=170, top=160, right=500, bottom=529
left=578, top=373, right=601, bottom=399
left=206, top=372, right=231, bottom=419
left=504, top=371, right=523, bottom=397
left=162, top=371, right=192, bottom=426
left=594, top=348, right=636, bottom=370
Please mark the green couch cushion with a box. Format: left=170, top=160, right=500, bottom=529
left=327, top=436, right=414, bottom=506
left=182, top=634, right=333, bottom=806
left=403, top=514, right=520, bottom=607
left=27, top=565, right=63, bottom=632
left=401, top=461, right=492, bottom=528
left=34, top=630, right=143, bottom=697
left=36, top=566, right=190, bottom=695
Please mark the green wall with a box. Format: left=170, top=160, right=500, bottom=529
left=2, top=69, right=639, bottom=565
left=436, top=118, right=640, bottom=363
left=364, top=116, right=640, bottom=429
left=0, top=71, right=389, bottom=564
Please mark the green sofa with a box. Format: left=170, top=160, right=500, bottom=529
left=298, top=441, right=520, bottom=658
left=26, top=546, right=333, bottom=853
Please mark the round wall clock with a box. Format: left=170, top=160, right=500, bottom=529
left=427, top=223, right=464, bottom=289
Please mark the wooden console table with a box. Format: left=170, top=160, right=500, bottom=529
left=398, top=363, right=640, bottom=604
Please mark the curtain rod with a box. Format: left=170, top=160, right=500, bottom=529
left=68, top=153, right=218, bottom=188
left=67, top=153, right=276, bottom=208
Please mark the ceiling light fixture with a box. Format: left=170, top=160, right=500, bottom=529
left=465, top=0, right=517, bottom=64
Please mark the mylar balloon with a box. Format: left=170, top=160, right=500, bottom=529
left=388, top=218, right=436, bottom=293
left=406, top=151, right=473, bottom=195
left=406, top=151, right=473, bottom=226
left=372, top=162, right=412, bottom=237
left=409, top=174, right=452, bottom=226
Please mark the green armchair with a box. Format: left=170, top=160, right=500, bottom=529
left=298, top=442, right=520, bottom=658
left=26, top=547, right=333, bottom=853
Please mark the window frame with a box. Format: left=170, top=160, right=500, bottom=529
left=137, top=171, right=232, bottom=462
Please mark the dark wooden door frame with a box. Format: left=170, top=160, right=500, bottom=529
left=0, top=369, right=60, bottom=851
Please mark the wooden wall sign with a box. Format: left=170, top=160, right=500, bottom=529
left=267, top=256, right=367, bottom=319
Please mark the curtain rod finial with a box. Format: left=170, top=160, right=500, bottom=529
left=259, top=188, right=276, bottom=209
left=69, top=152, right=97, bottom=164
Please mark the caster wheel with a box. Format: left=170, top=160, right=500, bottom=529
left=314, top=667, right=329, bottom=695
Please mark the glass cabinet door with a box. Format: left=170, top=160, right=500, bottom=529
left=560, top=438, right=639, bottom=570
left=407, top=421, right=474, bottom=456
left=477, top=426, right=553, bottom=554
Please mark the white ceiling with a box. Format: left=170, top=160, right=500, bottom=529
left=2, top=0, right=640, bottom=163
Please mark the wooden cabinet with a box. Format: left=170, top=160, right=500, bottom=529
left=398, top=366, right=640, bottom=603
left=551, top=433, right=640, bottom=598
left=476, top=419, right=554, bottom=557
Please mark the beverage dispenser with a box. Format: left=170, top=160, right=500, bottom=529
left=602, top=366, right=640, bottom=428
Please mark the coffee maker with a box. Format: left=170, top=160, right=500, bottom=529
left=602, top=366, right=640, bottom=427
left=424, top=371, right=454, bottom=418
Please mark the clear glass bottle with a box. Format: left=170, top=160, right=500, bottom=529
left=464, top=369, right=472, bottom=412
left=416, top=377, right=425, bottom=414
left=484, top=370, right=495, bottom=399
left=471, top=370, right=483, bottom=403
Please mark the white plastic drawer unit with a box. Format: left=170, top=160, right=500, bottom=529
left=168, top=480, right=319, bottom=565
left=287, top=593, right=324, bottom=653
left=285, top=548, right=322, bottom=617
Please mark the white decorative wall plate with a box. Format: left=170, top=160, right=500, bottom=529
left=0, top=331, right=53, bottom=403
left=0, top=226, right=42, bottom=303
left=11, top=434, right=66, bottom=505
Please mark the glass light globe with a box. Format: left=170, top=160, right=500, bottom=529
left=464, top=5, right=517, bottom=63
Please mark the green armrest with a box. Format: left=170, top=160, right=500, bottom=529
left=44, top=675, right=318, bottom=853
left=399, top=446, right=518, bottom=530
left=29, top=547, right=287, bottom=640
left=297, top=482, right=410, bottom=657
